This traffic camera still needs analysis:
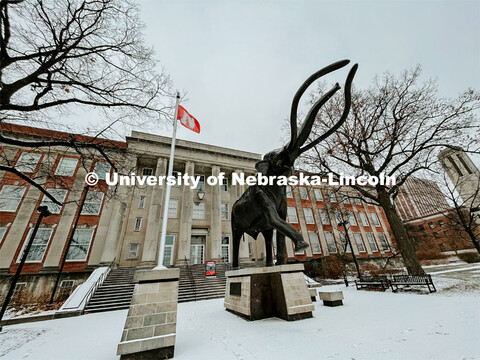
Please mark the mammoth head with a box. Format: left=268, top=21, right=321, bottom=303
left=255, top=60, right=358, bottom=177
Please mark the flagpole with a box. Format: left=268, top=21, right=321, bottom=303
left=155, top=91, right=181, bottom=269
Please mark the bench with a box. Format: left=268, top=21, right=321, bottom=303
left=390, top=274, right=436, bottom=293
left=355, top=276, right=389, bottom=291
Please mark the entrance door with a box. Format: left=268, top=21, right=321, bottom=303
left=190, top=235, right=206, bottom=264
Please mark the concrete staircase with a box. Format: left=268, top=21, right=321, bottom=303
left=84, top=267, right=136, bottom=313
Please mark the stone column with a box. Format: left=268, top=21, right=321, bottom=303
left=117, top=268, right=180, bottom=359
left=141, top=157, right=167, bottom=267
left=100, top=201, right=127, bottom=265
left=233, top=169, right=250, bottom=263
left=210, top=165, right=222, bottom=262
left=177, top=161, right=194, bottom=265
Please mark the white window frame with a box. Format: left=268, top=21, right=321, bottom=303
left=299, top=187, right=309, bottom=200
left=340, top=232, right=351, bottom=253
left=55, top=157, right=79, bottom=177
left=303, top=208, right=315, bottom=224
left=359, top=212, right=369, bottom=227
left=93, top=162, right=111, bottom=180
left=308, top=231, right=322, bottom=254
left=355, top=196, right=363, bottom=205
left=134, top=217, right=142, bottom=232
left=320, top=209, right=331, bottom=225
left=366, top=233, right=379, bottom=252
left=348, top=212, right=357, bottom=226
left=127, top=243, right=140, bottom=259
left=66, top=229, right=94, bottom=262
left=354, top=233, right=366, bottom=252
left=221, top=235, right=230, bottom=262
left=221, top=178, right=228, bottom=192
left=287, top=207, right=298, bottom=224
left=378, top=233, right=390, bottom=251
left=0, top=227, right=7, bottom=244
left=40, top=189, right=67, bottom=214
left=286, top=186, right=293, bottom=198
left=138, top=195, right=146, bottom=209
left=342, top=195, right=350, bottom=204
left=81, top=192, right=104, bottom=215
left=163, top=235, right=175, bottom=265
left=15, top=152, right=41, bottom=173
left=371, top=213, right=381, bottom=227
left=0, top=185, right=27, bottom=212
left=168, top=199, right=179, bottom=218
left=325, top=232, right=337, bottom=253
left=192, top=201, right=205, bottom=219
left=328, top=191, right=337, bottom=203
left=60, top=280, right=75, bottom=288
left=17, top=228, right=53, bottom=263
left=221, top=203, right=229, bottom=220
left=314, top=189, right=323, bottom=202
left=195, top=174, right=205, bottom=190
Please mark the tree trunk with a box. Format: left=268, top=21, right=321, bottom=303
left=466, top=229, right=480, bottom=255
left=377, top=187, right=426, bottom=275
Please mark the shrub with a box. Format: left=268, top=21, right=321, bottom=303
left=458, top=252, right=480, bottom=263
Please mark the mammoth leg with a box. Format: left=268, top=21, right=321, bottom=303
left=263, top=229, right=274, bottom=267
left=276, top=231, right=286, bottom=265
left=232, top=228, right=243, bottom=269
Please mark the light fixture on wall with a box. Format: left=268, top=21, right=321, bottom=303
left=197, top=190, right=205, bottom=200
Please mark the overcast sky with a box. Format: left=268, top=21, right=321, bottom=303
left=135, top=0, right=479, bottom=157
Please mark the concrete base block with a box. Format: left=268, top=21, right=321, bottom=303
left=224, top=264, right=314, bottom=321
left=318, top=291, right=344, bottom=307
left=117, top=268, right=179, bottom=359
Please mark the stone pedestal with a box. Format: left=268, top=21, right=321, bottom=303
left=117, top=268, right=180, bottom=360
left=224, top=264, right=314, bottom=321
left=318, top=290, right=344, bottom=307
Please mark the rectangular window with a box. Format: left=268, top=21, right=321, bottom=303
left=340, top=232, right=351, bottom=253
left=286, top=185, right=293, bottom=198
left=18, top=228, right=53, bottom=263
left=172, top=171, right=181, bottom=187
left=195, top=174, right=205, bottom=190
left=127, top=243, right=140, bottom=259
left=81, top=192, right=104, bottom=215
left=0, top=185, right=27, bottom=212
left=221, top=203, right=229, bottom=220
left=248, top=242, right=253, bottom=256
left=60, top=280, right=75, bottom=288
left=221, top=178, right=228, bottom=191
left=328, top=191, right=337, bottom=203
left=308, top=231, right=322, bottom=254
left=354, top=196, right=362, bottom=205
left=303, top=208, right=315, bottom=224
left=55, top=157, right=78, bottom=177
left=334, top=210, right=343, bottom=225
left=163, top=235, right=175, bottom=265
left=325, top=232, right=337, bottom=253
left=366, top=233, right=378, bottom=252
left=359, top=212, right=369, bottom=227
left=40, top=189, right=67, bottom=214
left=94, top=162, right=111, bottom=180
left=314, top=189, right=323, bottom=202
left=320, top=209, right=331, bottom=225
left=457, top=154, right=473, bottom=175
left=428, top=222, right=434, bottom=229
left=138, top=196, right=146, bottom=209
left=221, top=236, right=230, bottom=262
left=193, top=201, right=205, bottom=219
left=0, top=227, right=7, bottom=243
left=354, top=233, right=366, bottom=252
left=299, top=187, right=309, bottom=200
left=15, top=152, right=41, bottom=173
left=142, top=167, right=153, bottom=176
left=66, top=229, right=94, bottom=261
left=342, top=195, right=350, bottom=204
left=348, top=212, right=357, bottom=226
left=438, top=220, right=445, bottom=227
left=287, top=207, right=298, bottom=223
left=378, top=233, right=390, bottom=251
left=134, top=217, right=142, bottom=231
left=447, top=155, right=463, bottom=177
left=168, top=199, right=178, bottom=218
left=371, top=213, right=381, bottom=227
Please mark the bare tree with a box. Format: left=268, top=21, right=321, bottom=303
left=0, top=0, right=174, bottom=203
left=301, top=66, right=480, bottom=274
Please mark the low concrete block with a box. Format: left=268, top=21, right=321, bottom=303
left=318, top=290, right=344, bottom=307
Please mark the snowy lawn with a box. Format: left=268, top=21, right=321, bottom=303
left=1, top=266, right=479, bottom=360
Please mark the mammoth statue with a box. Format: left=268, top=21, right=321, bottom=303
left=231, top=59, right=358, bottom=268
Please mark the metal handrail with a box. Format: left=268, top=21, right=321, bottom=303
left=82, top=257, right=116, bottom=311
left=184, top=256, right=196, bottom=302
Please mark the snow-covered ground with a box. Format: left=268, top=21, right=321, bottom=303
left=1, top=263, right=479, bottom=360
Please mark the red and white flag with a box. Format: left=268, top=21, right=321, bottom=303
left=177, top=105, right=200, bottom=133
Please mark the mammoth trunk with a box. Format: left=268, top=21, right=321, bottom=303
left=377, top=188, right=426, bottom=275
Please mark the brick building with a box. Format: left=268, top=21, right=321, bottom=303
left=0, top=124, right=397, bottom=303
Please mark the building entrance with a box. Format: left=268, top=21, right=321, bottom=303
left=190, top=235, right=206, bottom=264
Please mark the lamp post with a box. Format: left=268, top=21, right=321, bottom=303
left=0, top=205, right=52, bottom=331
left=338, top=220, right=361, bottom=278
left=48, top=184, right=91, bottom=306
